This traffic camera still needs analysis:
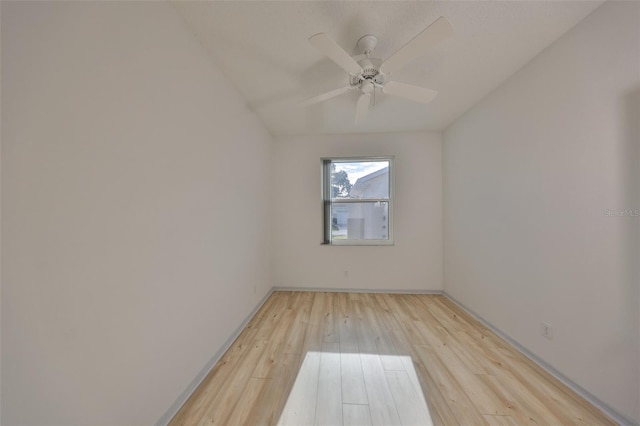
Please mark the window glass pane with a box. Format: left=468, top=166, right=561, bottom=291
left=331, top=202, right=389, bottom=241
left=331, top=160, right=389, bottom=199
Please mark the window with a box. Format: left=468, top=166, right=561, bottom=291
left=322, top=157, right=393, bottom=245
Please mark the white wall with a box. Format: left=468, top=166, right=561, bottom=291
left=273, top=132, right=442, bottom=292
left=1, top=2, right=273, bottom=425
left=444, top=1, right=639, bottom=423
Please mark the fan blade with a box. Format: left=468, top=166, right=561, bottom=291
left=382, top=81, right=438, bottom=104
left=380, top=16, right=453, bottom=74
left=355, top=93, right=370, bottom=124
left=301, top=86, right=351, bottom=107
left=309, top=33, right=363, bottom=75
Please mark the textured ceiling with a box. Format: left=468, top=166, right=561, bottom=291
left=173, top=1, right=603, bottom=136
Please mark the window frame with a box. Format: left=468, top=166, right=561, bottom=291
left=321, top=156, right=394, bottom=246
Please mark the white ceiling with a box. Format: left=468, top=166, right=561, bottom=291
left=173, top=1, right=603, bottom=136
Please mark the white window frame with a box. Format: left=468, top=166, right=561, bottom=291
left=321, top=156, right=394, bottom=246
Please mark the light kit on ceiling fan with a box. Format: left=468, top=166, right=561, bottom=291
left=301, top=16, right=453, bottom=124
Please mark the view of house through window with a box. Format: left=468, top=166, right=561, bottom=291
left=322, top=157, right=393, bottom=245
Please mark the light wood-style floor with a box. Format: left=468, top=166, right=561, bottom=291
left=169, top=292, right=614, bottom=426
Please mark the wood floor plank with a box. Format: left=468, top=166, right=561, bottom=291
left=414, top=344, right=489, bottom=426
left=337, top=293, right=359, bottom=353
left=360, top=353, right=402, bottom=426
left=251, top=305, right=299, bottom=374
left=383, top=295, right=431, bottom=346
left=445, top=328, right=498, bottom=375
left=371, top=294, right=403, bottom=330
left=359, top=295, right=404, bottom=371
left=399, top=355, right=445, bottom=426
left=409, top=355, right=457, bottom=426
left=198, top=339, right=270, bottom=425
left=252, top=339, right=283, bottom=379
left=420, top=297, right=504, bottom=376
left=427, top=338, right=511, bottom=416
left=282, top=307, right=308, bottom=355
left=385, top=370, right=433, bottom=426
left=169, top=328, right=261, bottom=425
left=415, top=297, right=494, bottom=375
left=247, top=292, right=286, bottom=327
left=254, top=295, right=293, bottom=341
left=278, top=350, right=321, bottom=426
left=224, top=377, right=270, bottom=426
left=380, top=326, right=451, bottom=425
left=286, top=291, right=312, bottom=313
left=483, top=414, right=519, bottom=426
left=323, top=292, right=340, bottom=343
left=315, top=342, right=343, bottom=426
left=433, top=296, right=512, bottom=351
left=343, top=404, right=373, bottom=426
left=248, top=353, right=301, bottom=426
left=309, top=291, right=330, bottom=325
left=353, top=301, right=381, bottom=354
left=341, top=352, right=368, bottom=405
left=301, top=323, right=324, bottom=355
left=491, top=345, right=610, bottom=425
left=376, top=331, right=406, bottom=371
left=478, top=372, right=563, bottom=425
left=170, top=292, right=615, bottom=426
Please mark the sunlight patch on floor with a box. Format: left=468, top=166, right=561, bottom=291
left=278, top=351, right=433, bottom=426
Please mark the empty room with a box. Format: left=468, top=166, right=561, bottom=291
left=1, top=1, right=638, bottom=425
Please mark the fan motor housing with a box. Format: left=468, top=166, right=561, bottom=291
left=351, top=57, right=384, bottom=88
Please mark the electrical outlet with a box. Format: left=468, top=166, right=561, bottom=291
left=541, top=322, right=554, bottom=340
left=344, top=270, right=349, bottom=278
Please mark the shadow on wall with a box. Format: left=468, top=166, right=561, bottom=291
left=621, top=86, right=640, bottom=422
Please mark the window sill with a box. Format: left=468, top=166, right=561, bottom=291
left=322, top=240, right=394, bottom=246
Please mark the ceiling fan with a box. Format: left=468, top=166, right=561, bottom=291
left=302, top=16, right=453, bottom=124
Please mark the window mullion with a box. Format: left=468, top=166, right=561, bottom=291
left=331, top=198, right=389, bottom=204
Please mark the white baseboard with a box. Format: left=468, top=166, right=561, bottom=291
left=155, top=288, right=274, bottom=426
left=273, top=286, right=443, bottom=295
left=443, top=291, right=637, bottom=426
